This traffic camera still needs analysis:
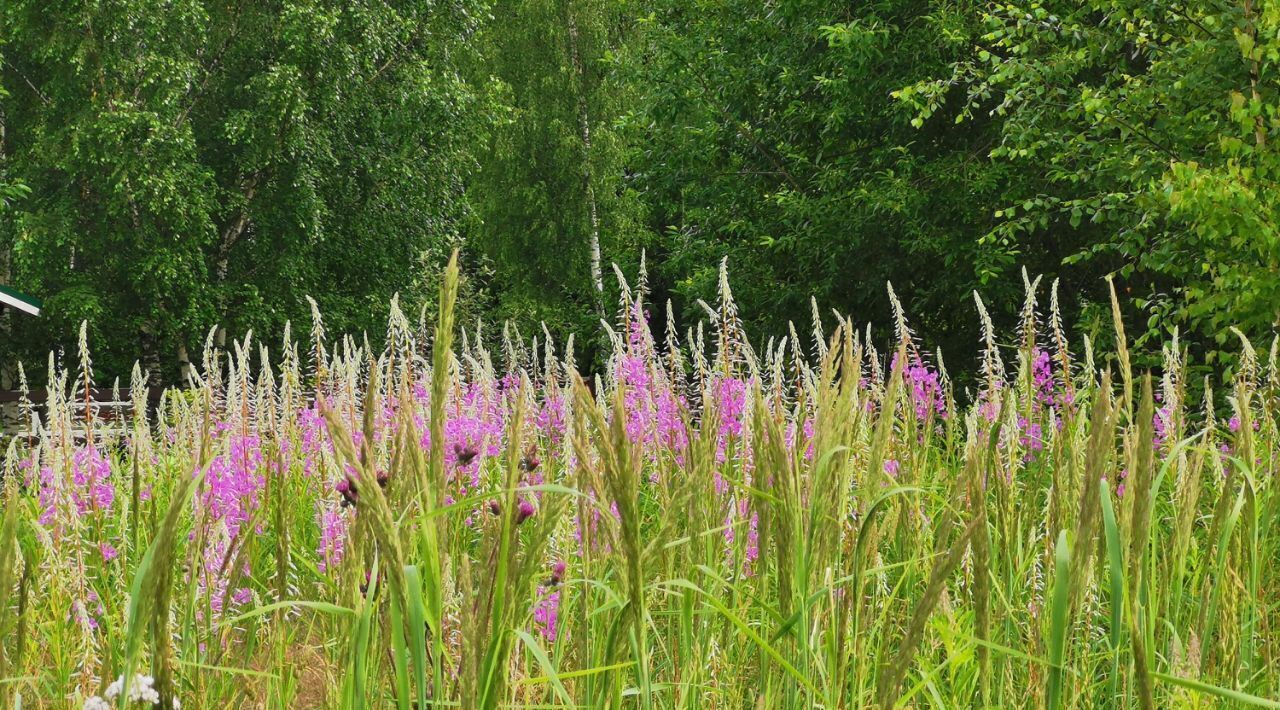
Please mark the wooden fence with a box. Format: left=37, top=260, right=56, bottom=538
left=0, top=387, right=166, bottom=442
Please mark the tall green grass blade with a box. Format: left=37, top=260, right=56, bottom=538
left=1046, top=530, right=1071, bottom=710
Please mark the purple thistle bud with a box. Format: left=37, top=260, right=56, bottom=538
left=516, top=498, right=536, bottom=524
left=549, top=559, right=566, bottom=586
left=488, top=499, right=502, bottom=516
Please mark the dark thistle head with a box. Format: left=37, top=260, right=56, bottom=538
left=516, top=498, right=536, bottom=524
left=548, top=559, right=566, bottom=586
left=454, top=442, right=479, bottom=467
left=336, top=477, right=359, bottom=508
left=520, top=444, right=541, bottom=473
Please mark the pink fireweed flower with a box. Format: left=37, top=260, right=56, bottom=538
left=196, top=434, right=268, bottom=615
left=884, top=459, right=900, bottom=477
left=618, top=355, right=654, bottom=444
left=1018, top=416, right=1045, bottom=454
left=1154, top=406, right=1171, bottom=448
left=653, top=387, right=690, bottom=465
left=784, top=417, right=817, bottom=461
left=533, top=587, right=561, bottom=642
left=1030, top=348, right=1060, bottom=410
left=723, top=498, right=760, bottom=576
left=894, top=353, right=948, bottom=422
left=535, top=395, right=567, bottom=443
left=317, top=506, right=349, bottom=573
left=714, top=376, right=748, bottom=439
left=37, top=445, right=116, bottom=530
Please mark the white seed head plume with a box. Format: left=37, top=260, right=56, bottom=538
left=612, top=262, right=634, bottom=311
left=530, top=336, right=541, bottom=385
left=1201, top=376, right=1216, bottom=429
left=831, top=309, right=851, bottom=343
left=714, top=256, right=747, bottom=372
left=257, top=344, right=278, bottom=427
left=691, top=322, right=710, bottom=392
left=201, top=325, right=218, bottom=380
left=130, top=362, right=150, bottom=440
left=418, top=299, right=431, bottom=349
left=1017, top=269, right=1042, bottom=353
left=563, top=334, right=576, bottom=381
left=541, top=322, right=558, bottom=387
left=637, top=249, right=649, bottom=300
left=385, top=292, right=414, bottom=367
left=973, top=291, right=1004, bottom=391
left=16, top=361, right=35, bottom=437
left=76, top=320, right=98, bottom=441
left=77, top=320, right=93, bottom=392
left=1049, top=278, right=1069, bottom=360
left=600, top=318, right=623, bottom=358
left=1162, top=327, right=1182, bottom=414
left=1083, top=334, right=1096, bottom=388
left=664, top=300, right=686, bottom=388
left=742, top=335, right=760, bottom=381
left=1268, top=335, right=1280, bottom=392
left=810, top=296, right=827, bottom=361
left=306, top=295, right=328, bottom=388
left=865, top=323, right=882, bottom=388
left=502, top=321, right=517, bottom=371
left=1231, top=326, right=1259, bottom=387
left=771, top=338, right=791, bottom=410
left=280, top=321, right=301, bottom=418
left=886, top=281, right=914, bottom=351
left=936, top=346, right=953, bottom=409
left=788, top=321, right=807, bottom=394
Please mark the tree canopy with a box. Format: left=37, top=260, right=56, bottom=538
left=1, top=0, right=1276, bottom=383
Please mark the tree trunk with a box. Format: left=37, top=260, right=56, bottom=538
left=0, top=243, right=11, bottom=390
left=141, top=322, right=163, bottom=387
left=565, top=0, right=606, bottom=322
left=177, top=343, right=193, bottom=384
left=213, top=176, right=259, bottom=349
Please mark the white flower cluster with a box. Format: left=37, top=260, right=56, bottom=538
left=82, top=673, right=181, bottom=709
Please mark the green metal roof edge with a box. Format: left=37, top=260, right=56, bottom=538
left=0, top=283, right=42, bottom=308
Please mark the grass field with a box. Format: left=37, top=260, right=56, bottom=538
left=1, top=256, right=1277, bottom=708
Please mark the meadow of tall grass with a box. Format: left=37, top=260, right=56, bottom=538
left=0, top=254, right=1277, bottom=708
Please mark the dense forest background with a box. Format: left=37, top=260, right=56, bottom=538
left=1, top=0, right=1277, bottom=386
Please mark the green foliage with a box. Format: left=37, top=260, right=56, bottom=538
left=621, top=0, right=1081, bottom=361
left=468, top=0, right=646, bottom=338
left=4, top=0, right=1280, bottom=384
left=0, top=1, right=484, bottom=381
left=900, top=0, right=1280, bottom=358
left=4, top=267, right=1280, bottom=707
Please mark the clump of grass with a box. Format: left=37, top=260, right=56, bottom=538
left=0, top=256, right=1278, bottom=708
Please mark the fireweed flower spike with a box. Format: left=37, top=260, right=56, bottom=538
left=14, top=260, right=1280, bottom=706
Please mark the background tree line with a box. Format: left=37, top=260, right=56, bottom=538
left=1, top=0, right=1275, bottom=386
